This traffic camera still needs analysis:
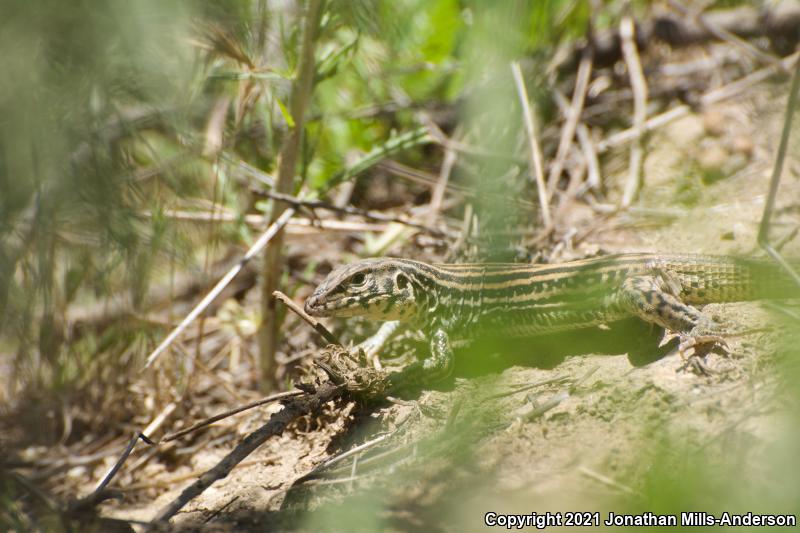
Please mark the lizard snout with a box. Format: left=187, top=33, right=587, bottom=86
left=304, top=294, right=323, bottom=316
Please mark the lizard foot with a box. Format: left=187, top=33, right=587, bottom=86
left=675, top=333, right=729, bottom=376
left=356, top=341, right=383, bottom=370
left=678, top=334, right=729, bottom=357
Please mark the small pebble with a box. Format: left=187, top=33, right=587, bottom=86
left=702, top=110, right=727, bottom=136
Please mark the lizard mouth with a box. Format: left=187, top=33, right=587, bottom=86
left=304, top=294, right=344, bottom=317
left=303, top=295, right=326, bottom=316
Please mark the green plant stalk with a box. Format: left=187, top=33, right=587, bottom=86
left=259, top=0, right=325, bottom=390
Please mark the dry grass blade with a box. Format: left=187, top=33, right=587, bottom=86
left=428, top=147, right=457, bottom=225
left=758, top=53, right=800, bottom=285
left=669, top=0, right=782, bottom=68
left=598, top=52, right=800, bottom=153
left=511, top=61, right=552, bottom=227
left=553, top=90, right=602, bottom=194
left=143, top=208, right=295, bottom=369
left=161, top=390, right=305, bottom=443
left=619, top=13, right=649, bottom=208
left=547, top=50, right=593, bottom=196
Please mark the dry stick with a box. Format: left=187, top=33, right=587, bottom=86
left=598, top=52, right=800, bottom=153
left=149, top=382, right=343, bottom=525
left=296, top=432, right=393, bottom=484
left=260, top=0, right=324, bottom=389
left=143, top=208, right=295, bottom=369
left=552, top=91, right=602, bottom=194
left=272, top=290, right=339, bottom=345
left=380, top=157, right=538, bottom=210
left=669, top=0, right=782, bottom=69
left=758, top=52, right=800, bottom=286
left=576, top=124, right=601, bottom=192
left=578, top=466, right=639, bottom=496
left=423, top=118, right=527, bottom=164
left=525, top=390, right=570, bottom=421
left=142, top=209, right=388, bottom=234
left=260, top=189, right=448, bottom=237
left=69, top=432, right=154, bottom=512
left=522, top=365, right=598, bottom=422
left=547, top=49, right=593, bottom=197
left=428, top=146, right=457, bottom=225
left=620, top=14, right=649, bottom=208
left=160, top=390, right=305, bottom=443
left=225, top=150, right=445, bottom=233
left=511, top=62, right=553, bottom=228
left=444, top=203, right=473, bottom=262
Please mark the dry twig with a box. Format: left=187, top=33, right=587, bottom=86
left=272, top=290, right=339, bottom=345
left=150, top=382, right=344, bottom=525
left=161, top=390, right=305, bottom=443
left=552, top=91, right=601, bottom=194
left=598, top=52, right=800, bottom=153
left=547, top=49, right=593, bottom=196
left=428, top=146, right=457, bottom=225
left=619, top=13, right=649, bottom=208
left=511, top=61, right=552, bottom=228
left=669, top=0, right=782, bottom=68
left=144, top=208, right=295, bottom=369
left=260, top=189, right=449, bottom=237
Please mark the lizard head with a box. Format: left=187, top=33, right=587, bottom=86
left=305, top=259, right=419, bottom=321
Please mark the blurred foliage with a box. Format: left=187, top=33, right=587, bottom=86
left=0, top=1, right=198, bottom=391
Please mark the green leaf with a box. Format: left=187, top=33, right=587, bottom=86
left=276, top=97, right=295, bottom=128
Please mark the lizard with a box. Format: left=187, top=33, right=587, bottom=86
left=304, top=253, right=798, bottom=388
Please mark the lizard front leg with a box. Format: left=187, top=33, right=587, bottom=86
left=356, top=320, right=402, bottom=370
left=618, top=275, right=727, bottom=367
left=387, top=328, right=454, bottom=391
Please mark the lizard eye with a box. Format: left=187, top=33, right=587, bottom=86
left=349, top=272, right=366, bottom=286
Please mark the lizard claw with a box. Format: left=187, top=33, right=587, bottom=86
left=678, top=334, right=729, bottom=356
left=674, top=333, right=729, bottom=376
left=356, top=341, right=383, bottom=370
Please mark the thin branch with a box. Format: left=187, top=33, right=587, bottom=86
left=141, top=209, right=388, bottom=234
left=259, top=0, right=324, bottom=389
left=553, top=90, right=601, bottom=194
left=428, top=146, right=457, bottom=225
left=758, top=53, right=800, bottom=286
left=620, top=13, right=649, bottom=208
left=260, top=189, right=449, bottom=237
left=579, top=466, right=639, bottom=496
left=510, top=61, right=552, bottom=227
left=69, top=432, right=154, bottom=512
left=272, top=290, right=339, bottom=345
left=379, top=158, right=538, bottom=210
left=598, top=52, right=800, bottom=153
left=143, top=208, right=295, bottom=369
left=669, top=0, right=782, bottom=68
left=160, top=390, right=305, bottom=443
left=150, top=382, right=343, bottom=525
left=424, top=118, right=526, bottom=164
left=547, top=49, right=593, bottom=196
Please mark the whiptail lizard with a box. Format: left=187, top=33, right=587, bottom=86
left=304, top=254, right=798, bottom=387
